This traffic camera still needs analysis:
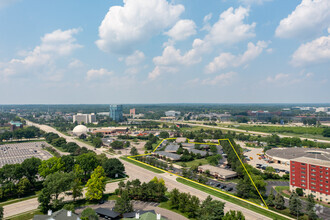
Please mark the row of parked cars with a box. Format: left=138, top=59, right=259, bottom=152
left=256, top=164, right=290, bottom=174
left=208, top=181, right=234, bottom=192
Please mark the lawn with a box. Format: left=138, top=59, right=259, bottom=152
left=176, top=177, right=291, bottom=220
left=6, top=209, right=42, bottom=220
left=159, top=200, right=192, bottom=219
left=175, top=158, right=209, bottom=167
left=120, top=156, right=165, bottom=174
left=275, top=186, right=291, bottom=198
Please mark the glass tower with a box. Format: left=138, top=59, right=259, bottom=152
left=109, top=104, right=123, bottom=122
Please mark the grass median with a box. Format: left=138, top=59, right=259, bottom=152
left=120, top=156, right=165, bottom=174
left=176, top=177, right=291, bottom=220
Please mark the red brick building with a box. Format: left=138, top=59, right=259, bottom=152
left=290, top=157, right=330, bottom=202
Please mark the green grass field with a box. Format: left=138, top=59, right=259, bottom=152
left=176, top=177, right=291, bottom=220
left=120, top=156, right=165, bottom=174
left=175, top=158, right=209, bottom=167
left=236, top=125, right=330, bottom=140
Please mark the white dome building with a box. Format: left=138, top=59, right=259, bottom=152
left=72, top=125, right=88, bottom=136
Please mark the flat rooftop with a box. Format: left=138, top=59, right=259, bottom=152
left=199, top=164, right=237, bottom=176
left=292, top=156, right=330, bottom=167
left=266, top=147, right=330, bottom=161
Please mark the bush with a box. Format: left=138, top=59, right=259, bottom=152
left=296, top=188, right=303, bottom=196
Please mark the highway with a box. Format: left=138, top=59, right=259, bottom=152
left=6, top=120, right=294, bottom=220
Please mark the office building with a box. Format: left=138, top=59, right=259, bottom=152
left=290, top=156, right=330, bottom=201
left=73, top=113, right=96, bottom=124
left=109, top=104, right=123, bottom=122
left=165, top=110, right=180, bottom=117
left=9, top=121, right=23, bottom=131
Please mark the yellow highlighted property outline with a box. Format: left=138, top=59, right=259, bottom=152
left=127, top=138, right=268, bottom=209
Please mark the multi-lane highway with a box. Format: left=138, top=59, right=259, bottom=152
left=5, top=120, right=293, bottom=220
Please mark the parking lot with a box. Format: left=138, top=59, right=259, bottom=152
left=206, top=179, right=237, bottom=193
left=242, top=146, right=289, bottom=176
left=0, top=141, right=53, bottom=167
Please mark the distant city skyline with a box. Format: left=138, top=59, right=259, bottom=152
left=0, top=0, right=329, bottom=104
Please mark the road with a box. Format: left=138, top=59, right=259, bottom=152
left=141, top=119, right=330, bottom=144
left=8, top=120, right=293, bottom=220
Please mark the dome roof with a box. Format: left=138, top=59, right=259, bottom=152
left=72, top=125, right=88, bottom=134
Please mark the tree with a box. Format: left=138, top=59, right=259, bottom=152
left=76, top=153, right=99, bottom=180
left=159, top=131, right=169, bottom=139
left=81, top=207, right=99, bottom=220
left=295, top=188, right=303, bottom=196
left=38, top=157, right=64, bottom=178
left=130, top=147, right=138, bottom=156
left=103, top=158, right=125, bottom=178
left=85, top=166, right=106, bottom=201
left=266, top=189, right=275, bottom=207
left=222, top=210, right=245, bottom=220
left=63, top=203, right=75, bottom=212
left=17, top=177, right=31, bottom=196
left=38, top=172, right=73, bottom=212
left=323, top=127, right=330, bottom=137
left=71, top=165, right=84, bottom=201
left=111, top=141, right=124, bottom=149
left=186, top=195, right=200, bottom=218
left=289, top=192, right=302, bottom=216
left=169, top=188, right=180, bottom=209
left=306, top=194, right=318, bottom=220
left=199, top=195, right=225, bottom=220
left=92, top=137, right=102, bottom=148
left=21, top=157, right=41, bottom=184
left=114, top=190, right=133, bottom=214
left=274, top=193, right=285, bottom=210
left=61, top=155, right=75, bottom=172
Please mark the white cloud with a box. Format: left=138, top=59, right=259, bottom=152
left=148, top=45, right=201, bottom=79
left=291, top=34, right=330, bottom=66
left=125, top=50, right=145, bottom=66
left=165, top=19, right=197, bottom=41
left=86, top=68, right=113, bottom=80
left=265, top=72, right=313, bottom=84
left=96, top=0, right=184, bottom=54
left=202, top=71, right=237, bottom=85
left=68, top=59, right=84, bottom=68
left=205, top=41, right=268, bottom=73
left=266, top=73, right=289, bottom=83
left=0, top=28, right=82, bottom=80
left=275, top=0, right=330, bottom=39
left=204, top=7, right=256, bottom=46
left=149, top=6, right=256, bottom=80
left=201, top=13, right=212, bottom=31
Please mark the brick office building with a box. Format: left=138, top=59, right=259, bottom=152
left=290, top=156, right=330, bottom=202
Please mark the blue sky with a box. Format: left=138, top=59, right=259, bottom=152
left=0, top=0, right=329, bottom=104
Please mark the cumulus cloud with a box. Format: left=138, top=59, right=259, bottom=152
left=205, top=41, right=268, bottom=73
left=0, top=28, right=82, bottom=80
left=96, top=0, right=184, bottom=54
left=125, top=50, right=145, bottom=66
left=86, top=68, right=113, bottom=80
left=149, top=6, right=256, bottom=80
left=204, top=7, right=256, bottom=46
left=165, top=19, right=197, bottom=41
left=148, top=45, right=201, bottom=79
left=291, top=34, right=330, bottom=66
left=275, top=0, right=330, bottom=39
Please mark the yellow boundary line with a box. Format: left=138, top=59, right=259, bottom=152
left=127, top=138, right=268, bottom=210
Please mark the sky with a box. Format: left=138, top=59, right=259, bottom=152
left=0, top=0, right=329, bottom=104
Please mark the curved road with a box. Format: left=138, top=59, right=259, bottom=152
left=6, top=120, right=293, bottom=220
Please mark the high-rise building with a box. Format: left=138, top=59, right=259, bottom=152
left=73, top=113, right=96, bottom=124
left=290, top=157, right=330, bottom=202
left=129, top=108, right=136, bottom=117
left=109, top=104, right=123, bottom=122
